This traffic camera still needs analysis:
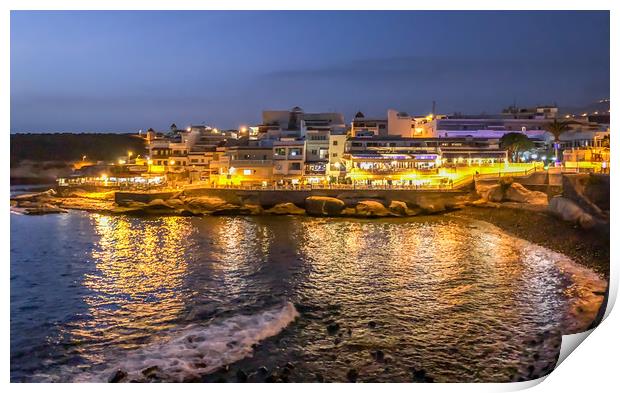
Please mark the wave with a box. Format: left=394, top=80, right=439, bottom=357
left=76, top=301, right=299, bottom=382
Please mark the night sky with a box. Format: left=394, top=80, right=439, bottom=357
left=11, top=11, right=609, bottom=132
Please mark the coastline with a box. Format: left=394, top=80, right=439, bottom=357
left=450, top=206, right=610, bottom=279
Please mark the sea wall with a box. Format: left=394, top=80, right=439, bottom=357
left=115, top=187, right=470, bottom=209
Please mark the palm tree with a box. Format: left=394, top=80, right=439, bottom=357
left=543, top=119, right=572, bottom=163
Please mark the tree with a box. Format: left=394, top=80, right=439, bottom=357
left=500, top=132, right=534, bottom=162
left=601, top=135, right=610, bottom=148
left=543, top=119, right=573, bottom=162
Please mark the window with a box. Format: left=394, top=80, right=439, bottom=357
left=290, top=162, right=301, bottom=170
left=275, top=148, right=286, bottom=156
left=289, top=148, right=302, bottom=156
left=311, top=149, right=318, bottom=155
left=332, top=153, right=338, bottom=157
left=243, top=169, right=252, bottom=175
left=333, top=140, right=338, bottom=146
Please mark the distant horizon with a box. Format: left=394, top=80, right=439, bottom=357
left=11, top=10, right=609, bottom=133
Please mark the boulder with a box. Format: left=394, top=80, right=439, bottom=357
left=346, top=200, right=393, bottom=217
left=388, top=200, right=420, bottom=216
left=416, top=198, right=447, bottom=214
left=242, top=204, right=263, bottom=215
left=504, top=183, right=548, bottom=205
left=305, top=196, right=345, bottom=216
left=147, top=198, right=174, bottom=209
left=11, top=189, right=56, bottom=202
left=184, top=196, right=231, bottom=212
left=264, top=202, right=306, bottom=215
left=548, top=196, right=596, bottom=229
left=23, top=205, right=67, bottom=215
left=165, top=198, right=185, bottom=208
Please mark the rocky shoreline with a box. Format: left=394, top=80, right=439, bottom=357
left=10, top=178, right=609, bottom=280
left=451, top=205, right=610, bottom=279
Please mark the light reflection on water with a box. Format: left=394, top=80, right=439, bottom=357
left=10, top=212, right=605, bottom=382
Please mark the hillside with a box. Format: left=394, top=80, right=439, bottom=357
left=11, top=133, right=147, bottom=165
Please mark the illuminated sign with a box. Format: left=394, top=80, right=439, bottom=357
left=305, top=163, right=326, bottom=174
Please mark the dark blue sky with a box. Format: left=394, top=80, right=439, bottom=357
left=11, top=11, right=609, bottom=132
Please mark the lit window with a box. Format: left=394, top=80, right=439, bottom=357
left=243, top=169, right=252, bottom=175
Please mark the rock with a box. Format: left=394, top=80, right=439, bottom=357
left=416, top=198, right=447, bottom=214
left=264, top=374, right=277, bottom=383
left=141, top=365, right=160, bottom=378
left=388, top=200, right=419, bottom=216
left=165, top=198, right=185, bottom=208
left=412, top=369, right=426, bottom=382
left=468, top=199, right=501, bottom=208
left=305, top=196, right=345, bottom=216
left=374, top=350, right=385, bottom=362
left=243, top=204, right=263, bottom=215
left=257, top=366, right=269, bottom=375
left=284, top=362, right=295, bottom=370
left=236, top=369, right=248, bottom=382
left=315, top=373, right=324, bottom=382
left=548, top=196, right=597, bottom=229
left=327, top=322, right=340, bottom=334
left=264, top=203, right=306, bottom=215
left=11, top=189, right=56, bottom=201
left=504, top=183, right=548, bottom=205
left=108, top=369, right=127, bottom=383
left=184, top=196, right=231, bottom=212
left=346, top=200, right=393, bottom=217
left=346, top=368, right=359, bottom=382
left=368, top=321, right=377, bottom=328
left=23, top=205, right=68, bottom=215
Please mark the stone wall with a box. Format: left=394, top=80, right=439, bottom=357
left=180, top=187, right=471, bottom=209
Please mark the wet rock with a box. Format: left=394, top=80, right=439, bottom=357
left=236, top=369, right=248, bottom=382
left=327, top=322, right=340, bottom=334
left=416, top=198, right=447, bottom=214
left=213, top=377, right=227, bottom=383
left=285, top=362, right=295, bottom=370
left=265, top=203, right=306, bottom=215
left=141, top=365, right=160, bottom=377
left=389, top=200, right=421, bottom=216
left=281, top=367, right=291, bottom=376
left=108, top=369, right=127, bottom=383
left=345, top=200, right=393, bottom=217
left=257, top=366, right=269, bottom=375
left=315, top=373, right=325, bottom=382
left=264, top=374, right=277, bottom=383
left=346, top=368, right=359, bottom=382
left=305, top=196, right=345, bottom=216
left=23, top=205, right=68, bottom=215
left=279, top=375, right=290, bottom=383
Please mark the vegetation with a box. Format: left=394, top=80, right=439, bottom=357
left=11, top=133, right=146, bottom=165
left=500, top=132, right=534, bottom=162
left=543, top=119, right=573, bottom=161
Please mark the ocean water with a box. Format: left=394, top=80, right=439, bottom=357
left=10, top=211, right=606, bottom=382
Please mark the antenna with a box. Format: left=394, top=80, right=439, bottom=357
left=432, top=100, right=436, bottom=115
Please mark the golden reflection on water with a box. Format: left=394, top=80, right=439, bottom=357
left=72, top=214, right=195, bottom=359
